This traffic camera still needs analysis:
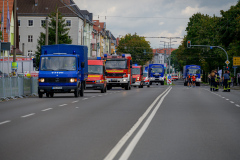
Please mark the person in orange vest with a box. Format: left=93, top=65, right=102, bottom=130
left=187, top=74, right=191, bottom=87
left=192, top=74, right=196, bottom=87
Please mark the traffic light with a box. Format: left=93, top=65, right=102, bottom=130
left=187, top=40, right=191, bottom=48
left=226, top=66, right=229, bottom=70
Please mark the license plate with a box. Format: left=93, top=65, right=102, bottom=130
left=52, top=87, right=62, bottom=89
left=86, top=85, right=93, bottom=87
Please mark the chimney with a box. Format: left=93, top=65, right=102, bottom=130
left=34, top=0, right=38, bottom=6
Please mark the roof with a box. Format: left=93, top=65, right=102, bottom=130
left=152, top=48, right=176, bottom=55
left=0, top=0, right=14, bottom=42
left=17, top=0, right=79, bottom=18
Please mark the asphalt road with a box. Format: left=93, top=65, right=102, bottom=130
left=0, top=80, right=240, bottom=160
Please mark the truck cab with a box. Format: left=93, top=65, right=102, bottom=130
left=86, top=58, right=107, bottom=93
left=131, top=65, right=144, bottom=88
left=38, top=44, right=88, bottom=98
left=183, top=65, right=201, bottom=86
left=103, top=54, right=132, bottom=90
left=148, top=64, right=165, bottom=85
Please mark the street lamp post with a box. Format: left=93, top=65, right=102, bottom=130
left=56, top=4, right=76, bottom=44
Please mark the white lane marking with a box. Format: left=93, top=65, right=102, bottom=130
left=76, top=107, right=79, bottom=108
left=104, top=94, right=108, bottom=96
left=0, top=120, right=11, bottom=125
left=236, top=104, right=240, bottom=107
left=72, top=101, right=79, bottom=103
left=119, top=87, right=172, bottom=160
left=104, top=86, right=172, bottom=160
left=59, top=104, right=67, bottom=107
left=222, top=97, right=225, bottom=98
left=41, top=108, right=53, bottom=112
left=226, top=99, right=229, bottom=101
left=98, top=95, right=102, bottom=96
left=91, top=96, right=96, bottom=98
left=83, top=98, right=88, bottom=100
left=21, top=113, right=35, bottom=118
left=230, top=101, right=234, bottom=104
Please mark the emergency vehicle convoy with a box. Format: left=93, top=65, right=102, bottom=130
left=103, top=54, right=133, bottom=90
left=38, top=44, right=88, bottom=98
left=86, top=57, right=107, bottom=93
left=146, top=64, right=165, bottom=85
left=183, top=65, right=201, bottom=86
left=131, top=65, right=144, bottom=88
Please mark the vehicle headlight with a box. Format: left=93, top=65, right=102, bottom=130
left=70, top=78, right=77, bottom=83
left=96, top=80, right=103, bottom=83
left=123, top=79, right=127, bottom=82
left=137, top=77, right=139, bottom=81
left=39, top=78, right=45, bottom=83
left=150, top=77, right=154, bottom=80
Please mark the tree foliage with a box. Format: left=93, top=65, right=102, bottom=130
left=117, top=33, right=153, bottom=66
left=35, top=10, right=72, bottom=68
left=174, top=1, right=240, bottom=80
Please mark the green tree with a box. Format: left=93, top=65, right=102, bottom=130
left=117, top=33, right=153, bottom=66
left=35, top=10, right=72, bottom=68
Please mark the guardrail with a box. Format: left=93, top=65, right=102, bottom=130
left=0, top=77, right=38, bottom=100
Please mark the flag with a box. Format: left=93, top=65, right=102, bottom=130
left=6, top=1, right=10, bottom=34
left=1, top=6, right=4, bottom=33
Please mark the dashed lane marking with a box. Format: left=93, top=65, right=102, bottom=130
left=226, top=99, right=229, bottom=100
left=21, top=113, right=35, bottom=118
left=236, top=104, right=240, bottom=107
left=41, top=108, right=53, bottom=112
left=59, top=104, right=67, bottom=107
left=0, top=120, right=11, bottom=125
left=83, top=98, right=88, bottom=100
left=72, top=101, right=79, bottom=103
left=230, top=101, right=235, bottom=104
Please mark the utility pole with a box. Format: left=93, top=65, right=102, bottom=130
left=45, top=17, right=48, bottom=45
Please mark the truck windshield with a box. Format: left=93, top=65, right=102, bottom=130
left=40, top=57, right=76, bottom=71
left=189, top=69, right=200, bottom=74
left=88, top=65, right=103, bottom=74
left=105, top=60, right=127, bottom=69
left=152, top=68, right=163, bottom=73
left=132, top=68, right=140, bottom=75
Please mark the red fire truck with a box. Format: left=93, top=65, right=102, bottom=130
left=131, top=65, right=144, bottom=88
left=86, top=57, right=107, bottom=93
left=103, top=54, right=132, bottom=90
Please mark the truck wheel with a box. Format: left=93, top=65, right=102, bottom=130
left=46, top=93, right=50, bottom=98
left=101, top=87, right=104, bottom=93
left=80, top=83, right=84, bottom=97
left=125, top=83, right=130, bottom=90
left=104, top=86, right=107, bottom=93
left=161, top=81, right=164, bottom=85
left=50, top=93, right=54, bottom=97
left=147, top=85, right=150, bottom=88
left=150, top=82, right=152, bottom=85
left=74, top=89, right=79, bottom=97
left=107, top=86, right=112, bottom=90
left=39, top=93, right=43, bottom=98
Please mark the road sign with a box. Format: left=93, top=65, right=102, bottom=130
left=225, top=60, right=230, bottom=65
left=167, top=74, right=172, bottom=85
left=233, top=56, right=240, bottom=66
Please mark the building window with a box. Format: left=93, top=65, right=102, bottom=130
left=18, top=20, right=20, bottom=26
left=28, top=35, right=33, bottom=42
left=68, top=36, right=71, bottom=39
left=66, top=20, right=71, bottom=26
left=28, top=50, right=33, bottom=56
left=41, top=20, right=46, bottom=27
left=28, top=20, right=33, bottom=26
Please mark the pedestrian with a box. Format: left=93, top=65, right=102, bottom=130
left=187, top=74, right=191, bottom=87
left=214, top=69, right=220, bottom=91
left=223, top=70, right=230, bottom=92
left=209, top=70, right=215, bottom=91
left=227, top=70, right=231, bottom=92
left=192, top=74, right=196, bottom=87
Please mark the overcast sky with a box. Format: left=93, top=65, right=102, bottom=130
left=75, top=0, right=239, bottom=49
